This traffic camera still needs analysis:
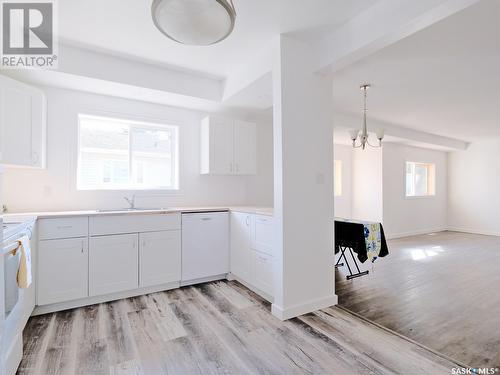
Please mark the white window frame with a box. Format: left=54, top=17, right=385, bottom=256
left=77, top=114, right=180, bottom=191
left=405, top=161, right=436, bottom=198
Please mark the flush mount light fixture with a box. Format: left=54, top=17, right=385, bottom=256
left=349, top=84, right=385, bottom=149
left=151, top=0, right=237, bottom=46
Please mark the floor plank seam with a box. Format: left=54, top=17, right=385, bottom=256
left=336, top=305, right=470, bottom=369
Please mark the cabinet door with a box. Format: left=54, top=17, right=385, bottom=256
left=0, top=75, right=46, bottom=168
left=38, top=238, right=88, bottom=305
left=200, top=116, right=234, bottom=174
left=233, top=120, right=256, bottom=175
left=230, top=212, right=252, bottom=282
left=89, top=234, right=138, bottom=297
left=139, top=230, right=181, bottom=288
left=251, top=215, right=275, bottom=256
left=252, top=250, right=274, bottom=297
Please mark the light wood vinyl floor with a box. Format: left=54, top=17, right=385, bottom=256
left=18, top=280, right=458, bottom=375
left=336, top=231, right=500, bottom=367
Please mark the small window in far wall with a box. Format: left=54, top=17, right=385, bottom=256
left=77, top=114, right=179, bottom=191
left=334, top=160, right=342, bottom=196
left=405, top=161, right=435, bottom=197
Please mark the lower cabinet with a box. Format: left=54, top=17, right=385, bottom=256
left=252, top=215, right=275, bottom=256
left=230, top=212, right=275, bottom=300
left=38, top=237, right=88, bottom=305
left=89, top=233, right=139, bottom=297
left=139, top=230, right=181, bottom=288
left=252, top=250, right=275, bottom=297
left=230, top=212, right=253, bottom=282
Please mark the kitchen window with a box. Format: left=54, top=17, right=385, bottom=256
left=77, top=114, right=179, bottom=190
left=405, top=161, right=435, bottom=197
left=334, top=160, right=342, bottom=196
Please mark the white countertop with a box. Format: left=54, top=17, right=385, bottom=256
left=2, top=206, right=274, bottom=220
left=229, top=207, right=274, bottom=216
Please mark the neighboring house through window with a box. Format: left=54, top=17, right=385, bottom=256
left=77, top=114, right=179, bottom=190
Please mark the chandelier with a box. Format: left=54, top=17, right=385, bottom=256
left=151, top=0, right=237, bottom=46
left=349, top=84, right=385, bottom=149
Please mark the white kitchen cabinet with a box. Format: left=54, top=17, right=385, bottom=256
left=233, top=120, right=257, bottom=175
left=252, top=250, right=275, bottom=297
left=38, top=217, right=89, bottom=240
left=230, top=212, right=253, bottom=281
left=230, top=212, right=275, bottom=300
left=200, top=116, right=256, bottom=175
left=251, top=215, right=275, bottom=256
left=200, top=116, right=234, bottom=174
left=89, top=213, right=180, bottom=236
left=181, top=212, right=229, bottom=282
left=89, top=234, right=139, bottom=297
left=139, top=230, right=181, bottom=288
left=0, top=75, right=46, bottom=168
left=38, top=238, right=88, bottom=305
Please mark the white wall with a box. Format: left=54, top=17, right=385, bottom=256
left=272, top=35, right=336, bottom=320
left=3, top=87, right=273, bottom=212
left=382, top=143, right=447, bottom=238
left=448, top=141, right=500, bottom=236
left=351, top=147, right=383, bottom=222
left=333, top=144, right=352, bottom=219
left=246, top=116, right=274, bottom=206
left=345, top=142, right=448, bottom=238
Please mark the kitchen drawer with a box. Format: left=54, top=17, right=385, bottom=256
left=38, top=217, right=89, bottom=240
left=89, top=213, right=180, bottom=236
left=251, top=215, right=275, bottom=256
left=252, top=250, right=274, bottom=297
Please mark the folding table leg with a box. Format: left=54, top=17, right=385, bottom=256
left=345, top=247, right=369, bottom=280
left=335, top=245, right=370, bottom=280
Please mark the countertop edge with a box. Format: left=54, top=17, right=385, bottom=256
left=3, top=207, right=274, bottom=220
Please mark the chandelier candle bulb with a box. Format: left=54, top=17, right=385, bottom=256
left=376, top=128, right=385, bottom=140
left=349, top=129, right=360, bottom=141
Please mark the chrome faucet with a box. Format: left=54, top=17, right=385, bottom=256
left=124, top=194, right=136, bottom=209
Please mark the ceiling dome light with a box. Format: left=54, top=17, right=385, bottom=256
left=151, top=0, right=236, bottom=46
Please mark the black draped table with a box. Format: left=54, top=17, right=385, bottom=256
left=334, top=218, right=389, bottom=280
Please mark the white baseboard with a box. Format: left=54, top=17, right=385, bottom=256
left=447, top=227, right=500, bottom=237
left=180, top=274, right=228, bottom=287
left=271, top=294, right=338, bottom=321
left=228, top=273, right=274, bottom=303
left=386, top=226, right=500, bottom=239
left=385, top=227, right=447, bottom=240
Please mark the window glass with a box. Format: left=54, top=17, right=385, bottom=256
left=405, top=162, right=435, bottom=197
left=77, top=115, right=179, bottom=190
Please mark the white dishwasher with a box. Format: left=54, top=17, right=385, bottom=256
left=181, top=211, right=229, bottom=283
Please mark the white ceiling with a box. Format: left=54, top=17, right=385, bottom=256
left=58, top=0, right=377, bottom=78
left=332, top=0, right=500, bottom=143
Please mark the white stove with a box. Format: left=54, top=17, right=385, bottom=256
left=2, top=221, right=34, bottom=244
left=1, top=216, right=36, bottom=375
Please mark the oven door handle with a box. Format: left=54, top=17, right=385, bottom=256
left=3, top=241, right=21, bottom=257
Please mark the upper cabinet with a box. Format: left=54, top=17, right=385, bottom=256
left=0, top=75, right=47, bottom=168
left=200, top=116, right=257, bottom=175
